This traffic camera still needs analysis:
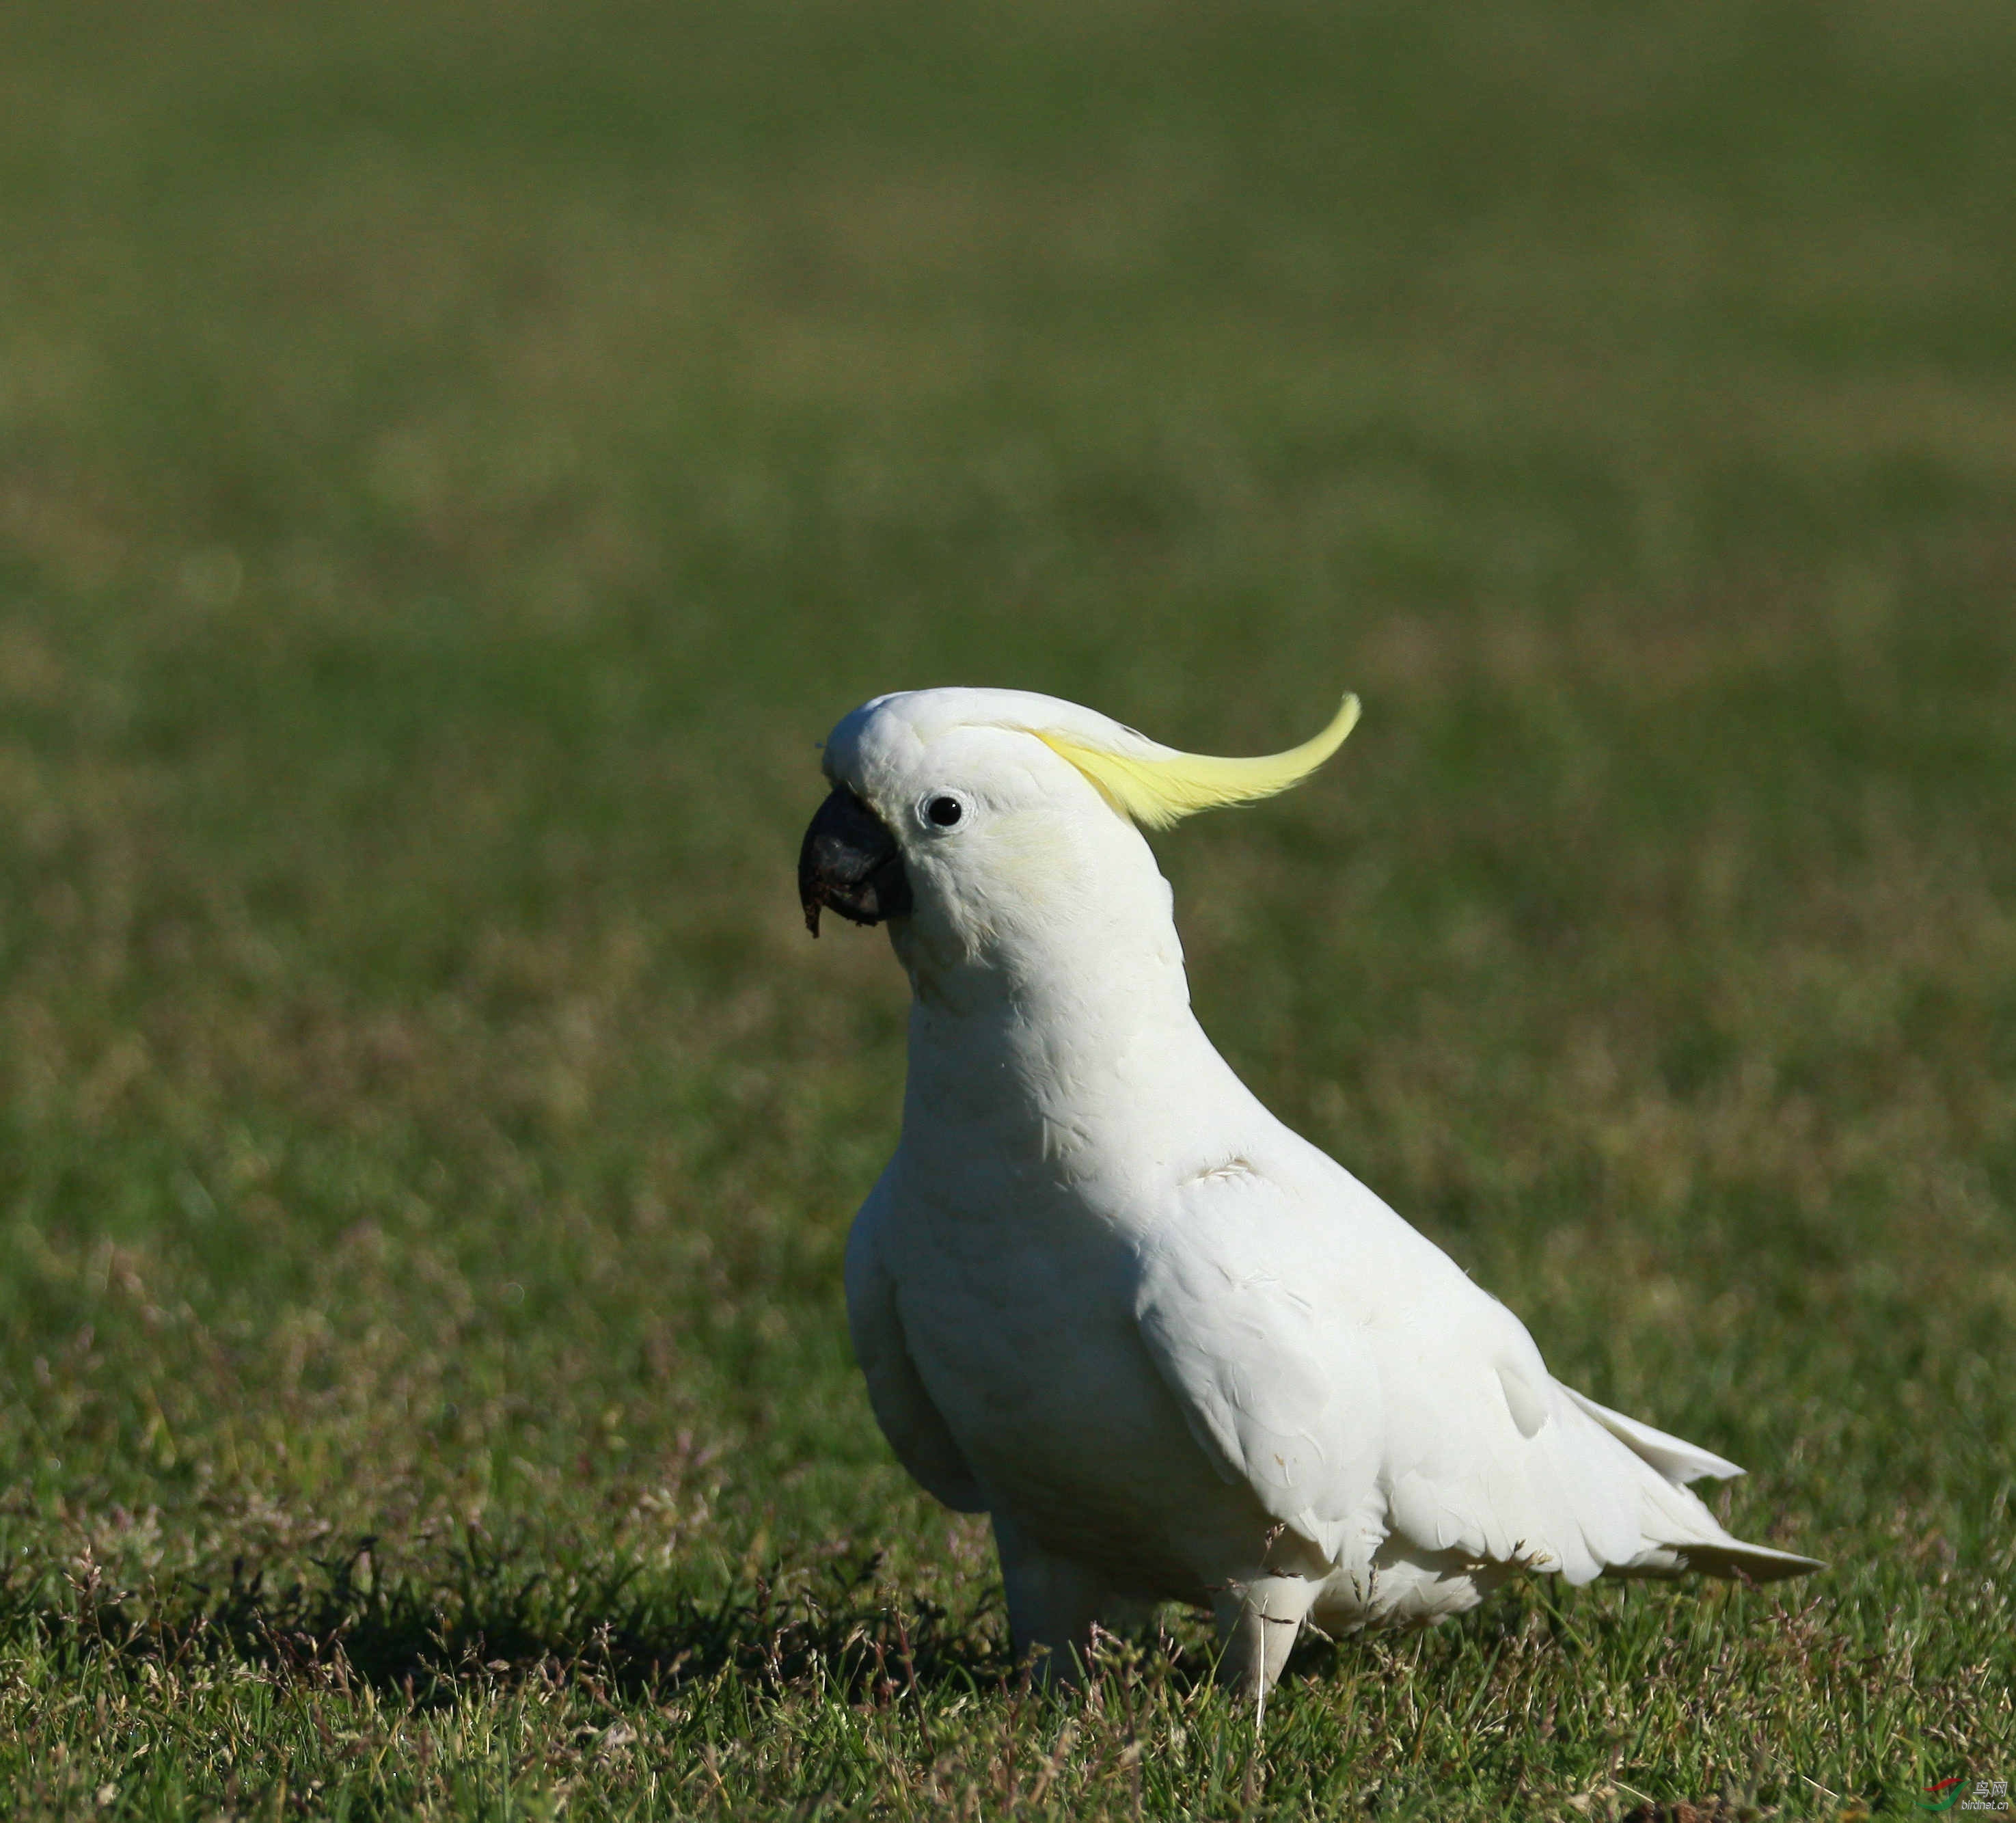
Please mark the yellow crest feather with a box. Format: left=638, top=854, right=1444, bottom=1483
left=1033, top=693, right=1361, bottom=829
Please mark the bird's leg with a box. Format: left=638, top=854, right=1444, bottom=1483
left=992, top=1513, right=1113, bottom=1688
left=1212, top=1574, right=1316, bottom=1720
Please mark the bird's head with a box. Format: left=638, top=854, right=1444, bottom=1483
left=799, top=686, right=1359, bottom=997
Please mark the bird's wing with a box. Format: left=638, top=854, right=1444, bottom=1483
left=843, top=1174, right=987, bottom=1513
left=1132, top=1169, right=1381, bottom=1563
left=1365, top=1220, right=1819, bottom=1582
left=1369, top=1279, right=1648, bottom=1582
left=1134, top=1157, right=1814, bottom=1584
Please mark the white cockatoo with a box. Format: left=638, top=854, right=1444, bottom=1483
left=798, top=686, right=1818, bottom=1701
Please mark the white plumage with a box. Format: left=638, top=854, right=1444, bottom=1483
left=799, top=686, right=1818, bottom=1699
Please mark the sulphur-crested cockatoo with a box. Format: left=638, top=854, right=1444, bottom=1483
left=799, top=687, right=1818, bottom=1700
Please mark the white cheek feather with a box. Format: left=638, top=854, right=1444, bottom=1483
left=969, top=808, right=1080, bottom=917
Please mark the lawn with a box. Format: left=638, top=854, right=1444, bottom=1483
left=1, top=1, right=2013, bottom=1815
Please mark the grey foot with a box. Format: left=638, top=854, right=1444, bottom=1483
left=992, top=1513, right=1123, bottom=1687
left=1212, top=1574, right=1317, bottom=1720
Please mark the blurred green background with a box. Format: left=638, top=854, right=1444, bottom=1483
left=2, top=1, right=2012, bottom=1815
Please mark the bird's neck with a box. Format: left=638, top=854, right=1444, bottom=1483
left=890, top=908, right=1235, bottom=1180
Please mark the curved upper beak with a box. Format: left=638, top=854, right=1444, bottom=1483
left=798, top=786, right=912, bottom=936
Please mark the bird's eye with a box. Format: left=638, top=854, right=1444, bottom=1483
left=926, top=795, right=964, bottom=828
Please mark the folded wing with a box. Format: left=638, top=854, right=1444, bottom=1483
left=845, top=1174, right=988, bottom=1513
left=1133, top=1163, right=1820, bottom=1586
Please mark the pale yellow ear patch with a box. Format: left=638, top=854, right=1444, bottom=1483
left=1034, top=694, right=1360, bottom=829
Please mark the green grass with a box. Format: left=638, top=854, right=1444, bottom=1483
left=3, top=0, right=2014, bottom=1814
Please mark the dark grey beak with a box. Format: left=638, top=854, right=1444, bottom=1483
left=798, top=787, right=912, bottom=936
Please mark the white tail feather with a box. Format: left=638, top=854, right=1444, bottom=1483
left=1557, top=1386, right=1825, bottom=1582
left=1562, top=1386, right=1745, bottom=1483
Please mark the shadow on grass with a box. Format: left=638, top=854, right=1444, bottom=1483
left=2, top=1532, right=1192, bottom=1705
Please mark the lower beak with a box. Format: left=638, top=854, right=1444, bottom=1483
left=798, top=787, right=912, bottom=936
